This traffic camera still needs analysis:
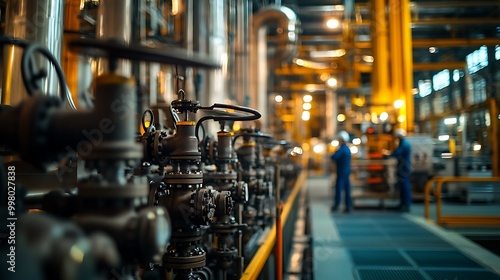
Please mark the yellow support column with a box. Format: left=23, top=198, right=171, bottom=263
left=401, top=0, right=414, bottom=133
left=370, top=0, right=391, bottom=113
left=389, top=0, right=404, bottom=128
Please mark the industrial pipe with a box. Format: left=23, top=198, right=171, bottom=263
left=2, top=0, right=64, bottom=105
left=250, top=5, right=299, bottom=132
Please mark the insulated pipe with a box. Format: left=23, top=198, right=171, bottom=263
left=227, top=0, right=251, bottom=107
left=205, top=0, right=228, bottom=136
left=96, top=0, right=132, bottom=76
left=250, top=5, right=299, bottom=132
left=235, top=0, right=250, bottom=106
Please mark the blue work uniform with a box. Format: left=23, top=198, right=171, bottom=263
left=390, top=138, right=412, bottom=208
left=331, top=143, right=352, bottom=210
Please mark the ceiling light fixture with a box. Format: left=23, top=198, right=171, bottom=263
left=362, top=55, right=374, bottom=63
left=293, top=58, right=331, bottom=69
left=310, top=49, right=346, bottom=58
left=327, top=77, right=337, bottom=87
left=326, top=18, right=340, bottom=29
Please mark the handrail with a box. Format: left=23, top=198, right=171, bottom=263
left=424, top=176, right=500, bottom=226
left=240, top=170, right=307, bottom=280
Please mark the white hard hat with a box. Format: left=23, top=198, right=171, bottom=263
left=336, top=131, right=350, bottom=142
left=394, top=128, right=407, bottom=138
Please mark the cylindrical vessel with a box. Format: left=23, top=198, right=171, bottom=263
left=96, top=0, right=132, bottom=76
left=2, top=0, right=64, bottom=105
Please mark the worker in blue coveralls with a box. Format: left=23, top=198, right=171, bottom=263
left=390, top=128, right=412, bottom=212
left=330, top=131, right=352, bottom=213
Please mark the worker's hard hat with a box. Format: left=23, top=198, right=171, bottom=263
left=394, top=128, right=407, bottom=138
left=336, top=131, right=350, bottom=142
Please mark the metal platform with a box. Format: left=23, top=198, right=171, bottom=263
left=307, top=175, right=500, bottom=280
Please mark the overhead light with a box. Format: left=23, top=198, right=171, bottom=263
left=441, top=153, right=453, bottom=159
left=294, top=58, right=305, bottom=66
left=398, top=115, right=405, bottom=123
left=438, top=135, right=450, bottom=141
left=337, top=113, right=346, bottom=122
left=352, top=138, right=361, bottom=145
left=302, top=111, right=310, bottom=121
left=362, top=55, right=374, bottom=63
left=394, top=99, right=404, bottom=109
left=453, top=69, right=460, bottom=82
left=429, top=46, right=438, bottom=53
left=349, top=146, right=359, bottom=154
left=379, top=112, right=389, bottom=121
left=310, top=49, right=346, bottom=58
left=326, top=18, right=340, bottom=29
left=302, top=103, right=312, bottom=110
left=275, top=95, right=283, bottom=103
left=293, top=58, right=331, bottom=69
left=313, top=144, right=324, bottom=154
left=303, top=95, right=313, bottom=102
left=473, top=144, right=482, bottom=151
left=444, top=118, right=457, bottom=125
left=305, top=84, right=319, bottom=92
left=327, top=77, right=337, bottom=87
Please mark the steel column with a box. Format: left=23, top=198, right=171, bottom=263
left=370, top=0, right=390, bottom=113
left=401, top=0, right=414, bottom=133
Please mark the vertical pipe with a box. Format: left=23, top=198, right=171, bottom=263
left=326, top=88, right=337, bottom=139
left=193, top=0, right=208, bottom=105
left=490, top=98, right=499, bottom=176
left=235, top=0, right=250, bottom=106
left=2, top=0, right=64, bottom=105
left=401, top=0, right=414, bottom=132
left=227, top=0, right=236, bottom=103
left=343, top=0, right=356, bottom=87
left=389, top=0, right=403, bottom=127
left=436, top=181, right=443, bottom=225
left=96, top=0, right=132, bottom=76
left=370, top=0, right=390, bottom=113
left=250, top=5, right=299, bottom=132
left=183, top=0, right=193, bottom=53
left=206, top=0, right=228, bottom=136
left=62, top=0, right=82, bottom=109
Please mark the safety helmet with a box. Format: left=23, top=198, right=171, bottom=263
left=336, top=131, right=350, bottom=142
left=394, top=128, right=407, bottom=138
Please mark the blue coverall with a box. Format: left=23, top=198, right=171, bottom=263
left=331, top=143, right=352, bottom=210
left=390, top=138, right=412, bottom=208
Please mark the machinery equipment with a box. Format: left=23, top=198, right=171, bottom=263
left=0, top=1, right=302, bottom=279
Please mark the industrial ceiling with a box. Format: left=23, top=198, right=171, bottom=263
left=264, top=0, right=500, bottom=95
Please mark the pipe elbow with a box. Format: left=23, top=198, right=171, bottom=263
left=253, top=5, right=300, bottom=62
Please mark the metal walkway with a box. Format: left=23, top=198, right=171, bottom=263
left=307, top=175, right=500, bottom=280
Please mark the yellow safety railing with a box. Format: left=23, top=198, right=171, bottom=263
left=240, top=170, right=307, bottom=280
left=424, top=176, right=500, bottom=227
